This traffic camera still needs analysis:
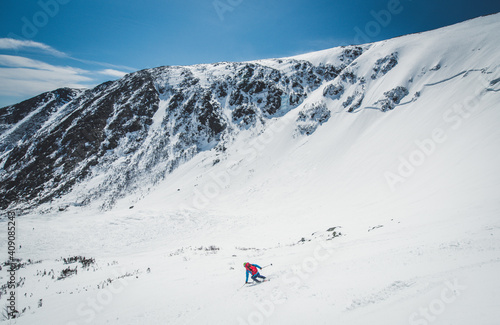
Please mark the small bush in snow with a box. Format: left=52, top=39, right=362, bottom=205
left=296, top=102, right=331, bottom=136
left=375, top=86, right=409, bottom=112
left=323, top=83, right=345, bottom=100
left=372, top=52, right=399, bottom=79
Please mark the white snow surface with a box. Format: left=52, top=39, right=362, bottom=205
left=1, top=13, right=500, bottom=325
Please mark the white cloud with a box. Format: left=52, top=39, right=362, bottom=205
left=0, top=38, right=136, bottom=72
left=0, top=55, right=86, bottom=73
left=0, top=40, right=136, bottom=105
left=0, top=38, right=67, bottom=57
left=98, top=69, right=128, bottom=78
left=0, top=55, right=93, bottom=97
left=74, top=58, right=137, bottom=73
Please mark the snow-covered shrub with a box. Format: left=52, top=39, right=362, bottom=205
left=58, top=266, right=77, bottom=280
left=375, top=86, right=409, bottom=112
left=343, top=92, right=365, bottom=112
left=340, top=70, right=357, bottom=84
left=338, top=46, right=363, bottom=62
left=372, top=52, right=399, bottom=79
left=323, top=83, right=345, bottom=100
left=296, top=102, right=331, bottom=136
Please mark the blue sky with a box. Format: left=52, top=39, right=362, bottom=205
left=0, top=0, right=499, bottom=107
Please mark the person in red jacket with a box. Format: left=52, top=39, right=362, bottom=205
left=244, top=262, right=266, bottom=283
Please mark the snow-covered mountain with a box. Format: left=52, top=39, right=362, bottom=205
left=1, top=14, right=499, bottom=214
left=0, top=45, right=363, bottom=210
left=0, top=13, right=499, bottom=325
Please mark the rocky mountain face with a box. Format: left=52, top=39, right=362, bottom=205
left=0, top=46, right=370, bottom=210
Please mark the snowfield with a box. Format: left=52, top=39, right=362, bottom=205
left=1, top=13, right=500, bottom=325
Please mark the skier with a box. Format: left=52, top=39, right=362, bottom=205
left=244, top=262, right=266, bottom=283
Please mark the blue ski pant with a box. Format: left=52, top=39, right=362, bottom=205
left=252, top=273, right=266, bottom=281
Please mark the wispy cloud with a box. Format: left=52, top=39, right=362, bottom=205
left=0, top=55, right=85, bottom=73
left=0, top=38, right=136, bottom=72
left=0, top=38, right=67, bottom=57
left=0, top=39, right=136, bottom=105
left=0, top=54, right=93, bottom=97
left=71, top=57, right=136, bottom=72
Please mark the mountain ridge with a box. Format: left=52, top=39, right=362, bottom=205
left=1, top=13, right=499, bottom=212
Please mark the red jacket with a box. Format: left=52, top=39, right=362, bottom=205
left=245, top=263, right=261, bottom=282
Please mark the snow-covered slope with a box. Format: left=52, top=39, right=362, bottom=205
left=1, top=13, right=500, bottom=325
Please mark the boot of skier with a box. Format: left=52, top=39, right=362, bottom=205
left=244, top=262, right=266, bottom=283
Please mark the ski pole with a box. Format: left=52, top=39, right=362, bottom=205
left=262, top=263, right=273, bottom=268
left=237, top=283, right=247, bottom=291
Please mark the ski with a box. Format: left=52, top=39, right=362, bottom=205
left=246, top=279, right=270, bottom=287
